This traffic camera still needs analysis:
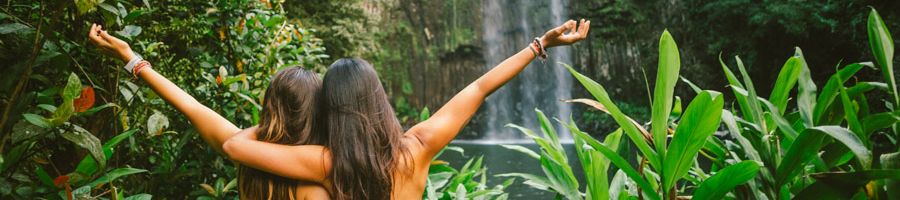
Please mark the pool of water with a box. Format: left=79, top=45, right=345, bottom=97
left=435, top=140, right=585, bottom=199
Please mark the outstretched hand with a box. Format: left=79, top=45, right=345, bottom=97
left=88, top=23, right=135, bottom=62
left=540, top=19, right=590, bottom=48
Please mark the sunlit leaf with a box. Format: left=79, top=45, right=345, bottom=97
left=868, top=8, right=897, bottom=105
left=662, top=90, right=724, bottom=192
left=652, top=29, right=681, bottom=156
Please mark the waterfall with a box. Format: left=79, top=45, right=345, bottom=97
left=478, top=0, right=572, bottom=141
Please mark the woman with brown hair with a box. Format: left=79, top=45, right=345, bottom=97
left=222, top=19, right=590, bottom=199
left=87, top=24, right=329, bottom=199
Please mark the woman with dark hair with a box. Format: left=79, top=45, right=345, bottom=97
left=223, top=19, right=590, bottom=199
left=87, top=24, right=330, bottom=199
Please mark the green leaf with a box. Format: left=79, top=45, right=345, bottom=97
left=881, top=152, right=900, bottom=199
left=62, top=124, right=106, bottom=171
left=419, top=107, right=431, bottom=122
left=837, top=77, right=866, bottom=146
left=720, top=55, right=758, bottom=131
left=49, top=100, right=75, bottom=127
left=78, top=103, right=118, bottom=116
left=680, top=76, right=703, bottom=94
left=794, top=48, right=817, bottom=127
left=0, top=23, right=32, bottom=34
left=692, top=161, right=760, bottom=200
left=75, top=129, right=139, bottom=176
left=769, top=56, right=803, bottom=114
left=564, top=63, right=660, bottom=170
left=62, top=73, right=82, bottom=101
left=868, top=8, right=897, bottom=105
left=75, top=0, right=105, bottom=14
left=734, top=56, right=766, bottom=128
left=563, top=120, right=621, bottom=200
left=813, top=62, right=868, bottom=123
left=572, top=128, right=660, bottom=200
left=35, top=166, right=55, bottom=188
left=776, top=126, right=869, bottom=186
left=662, top=91, right=724, bottom=192
left=651, top=29, right=681, bottom=157
left=87, top=167, right=147, bottom=188
left=22, top=114, right=50, bottom=128
left=862, top=111, right=900, bottom=134
left=500, top=145, right=539, bottom=160
left=123, top=194, right=152, bottom=200
left=495, top=173, right=553, bottom=192
left=795, top=170, right=900, bottom=199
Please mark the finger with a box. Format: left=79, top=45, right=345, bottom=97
left=579, top=20, right=590, bottom=39
left=570, top=19, right=583, bottom=35
left=565, top=20, right=576, bottom=35
left=88, top=24, right=102, bottom=44
left=99, top=30, right=113, bottom=40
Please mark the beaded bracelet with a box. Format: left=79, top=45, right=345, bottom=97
left=132, top=60, right=151, bottom=79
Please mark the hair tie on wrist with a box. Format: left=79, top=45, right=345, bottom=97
left=123, top=52, right=144, bottom=73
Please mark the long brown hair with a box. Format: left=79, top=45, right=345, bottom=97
left=321, top=58, right=407, bottom=200
left=238, top=67, right=324, bottom=199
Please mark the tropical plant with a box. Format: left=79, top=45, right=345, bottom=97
left=690, top=8, right=900, bottom=199
left=501, top=29, right=742, bottom=200
left=0, top=0, right=328, bottom=198
left=501, top=8, right=900, bottom=200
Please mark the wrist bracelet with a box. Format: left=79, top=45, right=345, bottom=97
left=529, top=42, right=540, bottom=58
left=123, top=52, right=143, bottom=73
left=533, top=37, right=548, bottom=62
left=132, top=60, right=151, bottom=79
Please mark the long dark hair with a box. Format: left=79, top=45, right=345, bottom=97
left=321, top=58, right=407, bottom=200
left=238, top=67, right=325, bottom=199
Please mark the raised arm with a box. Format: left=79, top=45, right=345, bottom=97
left=409, top=19, right=591, bottom=157
left=221, top=127, right=331, bottom=183
left=88, top=24, right=240, bottom=153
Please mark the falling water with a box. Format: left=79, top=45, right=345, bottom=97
left=479, top=0, right=572, bottom=141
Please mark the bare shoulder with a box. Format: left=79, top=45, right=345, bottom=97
left=402, top=127, right=431, bottom=166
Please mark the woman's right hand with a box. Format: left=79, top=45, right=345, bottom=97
left=88, top=23, right=135, bottom=62
left=539, top=19, right=591, bottom=48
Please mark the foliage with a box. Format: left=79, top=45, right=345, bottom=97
left=0, top=0, right=327, bottom=198
left=504, top=8, right=900, bottom=200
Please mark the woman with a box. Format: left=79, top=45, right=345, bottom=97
left=223, top=19, right=590, bottom=199
left=87, top=24, right=330, bottom=199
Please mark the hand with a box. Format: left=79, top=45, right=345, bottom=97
left=88, top=23, right=135, bottom=62
left=539, top=19, right=590, bottom=48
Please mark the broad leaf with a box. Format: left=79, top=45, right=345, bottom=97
left=652, top=29, right=681, bottom=156
left=572, top=128, right=660, bottom=200
left=565, top=63, right=660, bottom=170
left=62, top=124, right=106, bottom=172
left=868, top=8, right=897, bottom=105
left=662, top=91, right=724, bottom=192
left=87, top=167, right=147, bottom=188
left=692, top=161, right=760, bottom=200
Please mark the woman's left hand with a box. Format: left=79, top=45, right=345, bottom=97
left=88, top=23, right=135, bottom=62
left=540, top=19, right=590, bottom=48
